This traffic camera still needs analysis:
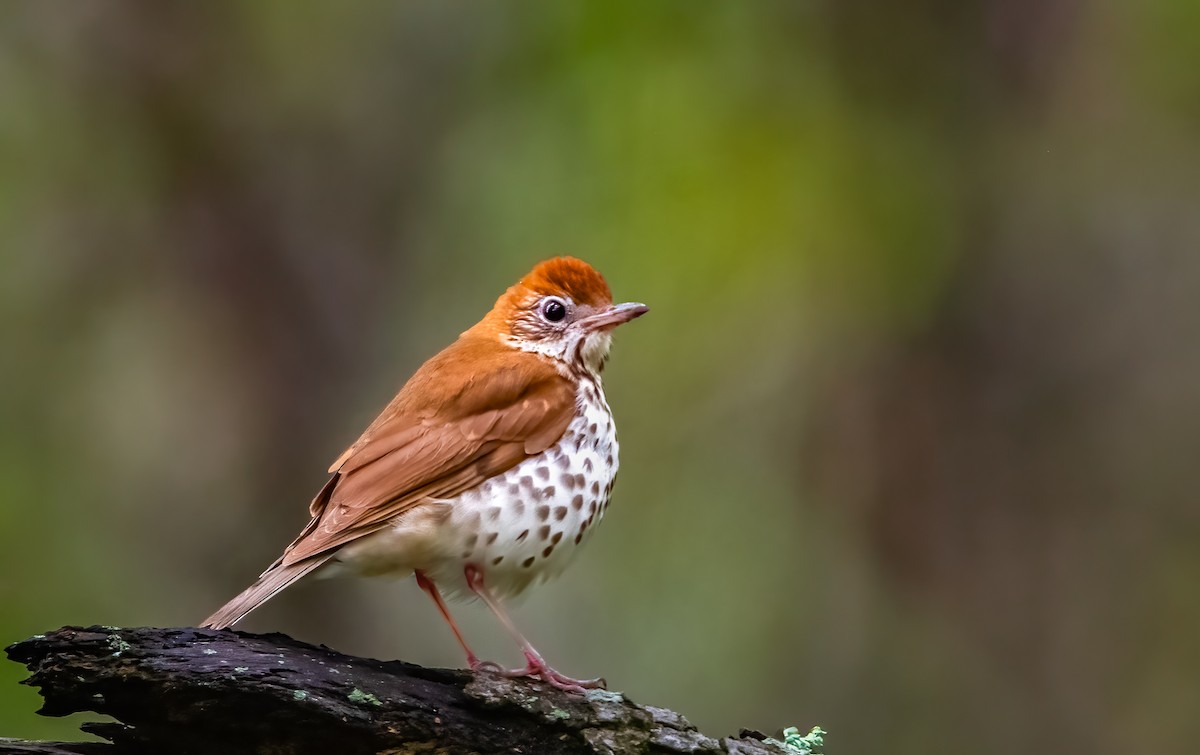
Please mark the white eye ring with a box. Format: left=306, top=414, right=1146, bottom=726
left=540, top=296, right=569, bottom=323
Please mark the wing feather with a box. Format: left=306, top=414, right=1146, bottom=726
left=281, top=336, right=576, bottom=566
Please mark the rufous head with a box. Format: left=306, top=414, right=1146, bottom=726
left=480, top=257, right=648, bottom=376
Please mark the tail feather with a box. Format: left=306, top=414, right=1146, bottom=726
left=201, top=556, right=330, bottom=629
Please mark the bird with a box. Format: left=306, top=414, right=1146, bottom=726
left=201, top=256, right=648, bottom=692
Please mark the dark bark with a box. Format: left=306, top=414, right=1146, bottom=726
left=3, top=627, right=792, bottom=755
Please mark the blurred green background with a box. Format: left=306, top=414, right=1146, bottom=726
left=2, top=2, right=1199, bottom=753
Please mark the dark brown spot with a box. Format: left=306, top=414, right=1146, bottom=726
left=464, top=534, right=478, bottom=548
left=551, top=531, right=563, bottom=545
left=485, top=532, right=498, bottom=545
left=588, top=501, right=598, bottom=515
left=542, top=486, right=556, bottom=498
left=488, top=506, right=502, bottom=521
left=493, top=556, right=504, bottom=565
left=538, top=525, right=551, bottom=541
left=537, top=504, right=550, bottom=520
left=522, top=557, right=535, bottom=568
left=508, top=483, right=521, bottom=496
left=591, top=481, right=600, bottom=495
left=572, top=494, right=584, bottom=510
left=480, top=481, right=492, bottom=495
left=461, top=551, right=472, bottom=559
left=574, top=532, right=583, bottom=544
left=535, top=466, right=550, bottom=481
left=606, top=454, right=613, bottom=467
left=542, top=545, right=555, bottom=558
left=520, top=475, right=534, bottom=489
left=554, top=506, right=567, bottom=521
left=574, top=435, right=584, bottom=452
left=516, top=529, right=529, bottom=543
left=561, top=473, right=576, bottom=490
left=584, top=458, right=593, bottom=473
left=589, top=422, right=598, bottom=434
left=574, top=473, right=586, bottom=488
left=580, top=520, right=589, bottom=533
left=556, top=454, right=571, bottom=469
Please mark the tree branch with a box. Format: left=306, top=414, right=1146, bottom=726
left=3, top=626, right=793, bottom=754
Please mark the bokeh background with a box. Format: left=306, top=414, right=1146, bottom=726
left=2, top=2, right=1199, bottom=753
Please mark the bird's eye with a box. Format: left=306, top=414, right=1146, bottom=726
left=541, top=297, right=568, bottom=323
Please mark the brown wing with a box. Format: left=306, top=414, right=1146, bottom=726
left=278, top=334, right=576, bottom=567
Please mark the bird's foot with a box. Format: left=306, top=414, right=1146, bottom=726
left=470, top=658, right=505, bottom=674
left=477, top=650, right=606, bottom=693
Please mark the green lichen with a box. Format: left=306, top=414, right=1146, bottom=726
left=233, top=666, right=249, bottom=673
left=106, top=634, right=131, bottom=657
left=293, top=690, right=308, bottom=701
left=348, top=688, right=382, bottom=707
left=768, top=726, right=826, bottom=754
left=549, top=708, right=570, bottom=720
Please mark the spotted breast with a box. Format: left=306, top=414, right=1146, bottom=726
left=334, top=375, right=617, bottom=600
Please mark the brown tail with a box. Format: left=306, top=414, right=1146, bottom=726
left=200, top=556, right=331, bottom=629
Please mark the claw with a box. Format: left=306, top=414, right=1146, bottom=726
left=470, top=653, right=606, bottom=692
left=536, top=666, right=607, bottom=692
left=471, top=659, right=505, bottom=674
left=478, top=649, right=605, bottom=692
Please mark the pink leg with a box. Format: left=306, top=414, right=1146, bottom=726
left=464, top=564, right=606, bottom=693
left=415, top=570, right=485, bottom=670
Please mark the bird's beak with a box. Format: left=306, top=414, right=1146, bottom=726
left=577, top=302, right=649, bottom=331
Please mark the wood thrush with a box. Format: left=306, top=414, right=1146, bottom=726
left=201, top=257, right=647, bottom=691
